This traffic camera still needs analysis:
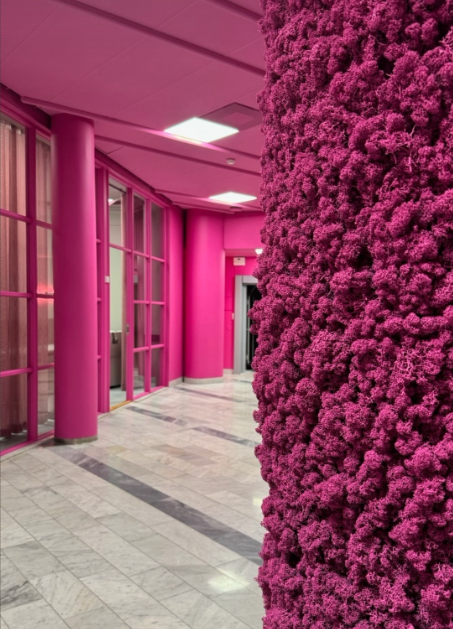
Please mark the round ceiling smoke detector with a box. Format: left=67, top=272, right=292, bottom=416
left=226, top=158, right=236, bottom=165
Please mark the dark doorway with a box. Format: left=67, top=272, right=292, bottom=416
left=246, top=285, right=261, bottom=370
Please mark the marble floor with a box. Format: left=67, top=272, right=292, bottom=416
left=0, top=374, right=266, bottom=629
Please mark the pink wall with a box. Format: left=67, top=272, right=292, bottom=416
left=167, top=205, right=184, bottom=384
left=224, top=214, right=263, bottom=255
left=185, top=210, right=225, bottom=381
left=224, top=256, right=258, bottom=370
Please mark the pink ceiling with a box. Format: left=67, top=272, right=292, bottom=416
left=1, top=0, right=264, bottom=213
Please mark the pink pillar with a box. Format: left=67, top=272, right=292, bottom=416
left=185, top=210, right=225, bottom=383
left=51, top=114, right=98, bottom=443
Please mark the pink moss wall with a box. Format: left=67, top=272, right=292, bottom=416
left=253, top=1, right=453, bottom=627
left=224, top=256, right=258, bottom=370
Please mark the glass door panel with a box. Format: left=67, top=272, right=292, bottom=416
left=109, top=180, right=127, bottom=247
left=109, top=247, right=128, bottom=407
left=151, top=348, right=163, bottom=389
left=133, top=351, right=147, bottom=396
left=38, top=368, right=55, bottom=435
left=0, top=374, right=28, bottom=451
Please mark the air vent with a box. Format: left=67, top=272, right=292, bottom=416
left=202, top=103, right=261, bottom=132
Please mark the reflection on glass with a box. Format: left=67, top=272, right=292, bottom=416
left=38, top=368, right=55, bottom=435
left=1, top=297, right=27, bottom=371
left=152, top=260, right=164, bottom=302
left=134, top=304, right=147, bottom=349
left=151, top=348, right=162, bottom=389
left=0, top=374, right=27, bottom=451
left=151, top=203, right=164, bottom=259
left=1, top=115, right=26, bottom=215
left=152, top=305, right=163, bottom=346
left=38, top=299, right=54, bottom=365
left=134, top=351, right=146, bottom=396
left=37, top=227, right=53, bottom=294
left=134, top=195, right=145, bottom=253
left=110, top=247, right=127, bottom=407
left=109, top=179, right=127, bottom=247
left=1, top=217, right=27, bottom=292
left=134, top=255, right=147, bottom=301
left=36, top=137, right=52, bottom=224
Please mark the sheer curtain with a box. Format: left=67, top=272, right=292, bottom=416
left=1, top=118, right=28, bottom=438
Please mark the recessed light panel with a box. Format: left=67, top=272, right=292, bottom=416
left=164, top=117, right=239, bottom=143
left=209, top=192, right=257, bottom=204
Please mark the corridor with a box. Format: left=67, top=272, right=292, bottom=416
left=1, top=376, right=265, bottom=629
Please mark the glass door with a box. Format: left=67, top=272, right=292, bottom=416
left=108, top=179, right=129, bottom=409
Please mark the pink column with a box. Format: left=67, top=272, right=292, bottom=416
left=51, top=114, right=98, bottom=442
left=185, top=210, right=225, bottom=383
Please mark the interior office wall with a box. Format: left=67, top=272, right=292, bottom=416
left=224, top=256, right=257, bottom=370
left=224, top=213, right=263, bottom=254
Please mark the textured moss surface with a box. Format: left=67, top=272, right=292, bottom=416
left=252, top=1, right=453, bottom=627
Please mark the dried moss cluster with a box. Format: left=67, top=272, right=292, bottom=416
left=252, top=1, right=453, bottom=627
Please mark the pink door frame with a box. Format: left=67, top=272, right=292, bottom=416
left=0, top=99, right=55, bottom=455
left=94, top=158, right=170, bottom=414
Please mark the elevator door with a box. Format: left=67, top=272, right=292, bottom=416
left=246, top=285, right=261, bottom=370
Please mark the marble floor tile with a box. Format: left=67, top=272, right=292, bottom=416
left=97, top=512, right=155, bottom=542
left=212, top=590, right=264, bottom=629
left=4, top=541, right=66, bottom=580
left=30, top=570, right=103, bottom=619
left=81, top=570, right=188, bottom=629
left=75, top=525, right=158, bottom=576
left=1, top=599, right=68, bottom=629
left=0, top=509, right=34, bottom=549
left=1, top=374, right=265, bottom=628
left=162, top=589, right=250, bottom=629
left=170, top=564, right=246, bottom=597
left=131, top=567, right=193, bottom=601
left=65, top=605, right=128, bottom=629
left=217, top=558, right=261, bottom=595
left=0, top=554, right=42, bottom=611
left=132, top=531, right=206, bottom=568
left=153, top=520, right=241, bottom=567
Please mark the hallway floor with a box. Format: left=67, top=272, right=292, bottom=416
left=0, top=375, right=265, bottom=629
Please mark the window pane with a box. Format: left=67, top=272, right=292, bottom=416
left=133, top=351, right=146, bottom=396
left=134, top=195, right=145, bottom=253
left=36, top=137, right=52, bottom=224
left=1, top=216, right=27, bottom=292
left=1, top=374, right=28, bottom=451
left=152, top=260, right=164, bottom=302
left=134, top=255, right=147, bottom=302
left=151, top=348, right=163, bottom=389
left=151, top=305, right=163, bottom=346
left=37, top=227, right=53, bottom=294
left=1, top=116, right=26, bottom=215
left=38, top=368, right=55, bottom=435
left=109, top=179, right=127, bottom=247
left=1, top=297, right=27, bottom=371
left=38, top=299, right=54, bottom=365
left=134, top=304, right=147, bottom=349
left=151, top=203, right=164, bottom=259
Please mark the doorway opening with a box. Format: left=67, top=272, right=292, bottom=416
left=246, top=284, right=261, bottom=370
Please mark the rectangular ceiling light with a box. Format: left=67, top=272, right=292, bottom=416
left=209, top=192, right=257, bottom=204
left=164, top=117, right=239, bottom=143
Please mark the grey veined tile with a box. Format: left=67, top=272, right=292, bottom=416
left=0, top=553, right=42, bottom=612
left=66, top=606, right=129, bottom=629
left=1, top=599, right=68, bottom=629
left=162, top=589, right=250, bottom=629
left=30, top=570, right=103, bottom=619
left=131, top=567, right=193, bottom=601
left=4, top=541, right=66, bottom=580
